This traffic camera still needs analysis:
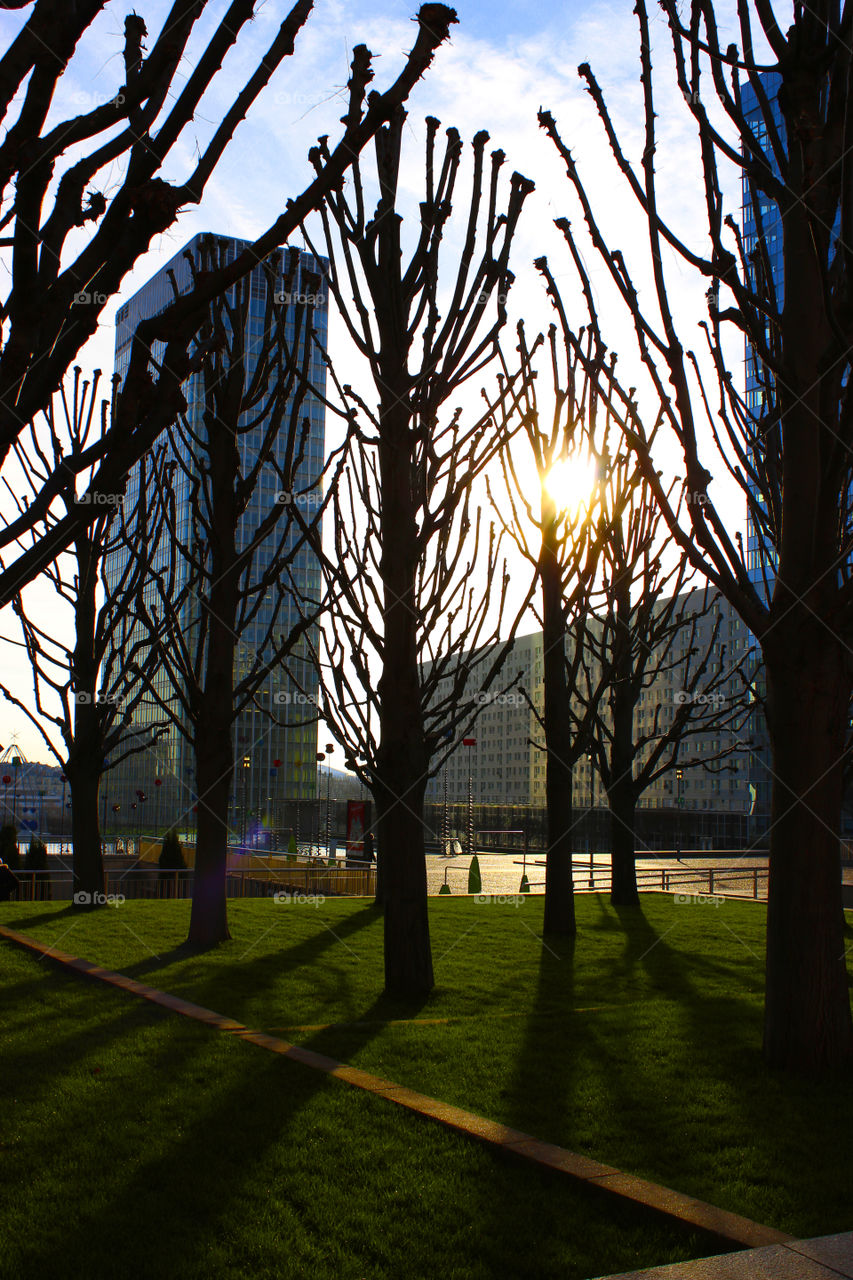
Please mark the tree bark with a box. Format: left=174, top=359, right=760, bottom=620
left=186, top=383, right=241, bottom=947
left=376, top=403, right=434, bottom=995
left=609, top=666, right=640, bottom=907
left=541, top=514, right=577, bottom=937
left=763, top=627, right=853, bottom=1071
left=68, top=757, right=104, bottom=905
left=609, top=782, right=639, bottom=906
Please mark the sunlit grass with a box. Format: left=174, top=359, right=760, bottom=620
left=2, top=892, right=851, bottom=1265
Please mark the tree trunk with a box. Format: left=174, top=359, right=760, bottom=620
left=609, top=782, right=639, bottom=906
left=376, top=401, right=433, bottom=996
left=68, top=762, right=104, bottom=905
left=609, top=672, right=639, bottom=907
left=540, top=513, right=576, bottom=937
left=186, top=388, right=241, bottom=947
left=188, top=718, right=234, bottom=946
left=763, top=631, right=853, bottom=1071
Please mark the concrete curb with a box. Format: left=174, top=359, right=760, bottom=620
left=0, top=922, right=794, bottom=1251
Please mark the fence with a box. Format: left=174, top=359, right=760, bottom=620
left=5, top=864, right=376, bottom=902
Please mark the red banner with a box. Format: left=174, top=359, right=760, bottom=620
left=346, top=799, right=370, bottom=858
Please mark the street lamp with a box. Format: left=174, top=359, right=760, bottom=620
left=587, top=750, right=595, bottom=888
left=324, top=742, right=334, bottom=860
left=463, top=737, right=477, bottom=857
left=241, top=755, right=251, bottom=847
left=154, top=776, right=162, bottom=838
left=675, top=767, right=684, bottom=853
left=59, top=774, right=67, bottom=853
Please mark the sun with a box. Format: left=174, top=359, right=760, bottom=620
left=543, top=453, right=598, bottom=520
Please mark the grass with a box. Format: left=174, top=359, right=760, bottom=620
left=0, top=933, right=717, bottom=1280
left=1, top=893, right=851, bottom=1275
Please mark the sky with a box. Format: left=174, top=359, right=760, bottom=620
left=0, top=0, right=761, bottom=763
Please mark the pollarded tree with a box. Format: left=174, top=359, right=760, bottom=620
left=0, top=3, right=460, bottom=606
left=131, top=239, right=345, bottom=946
left=301, top=112, right=535, bottom=993
left=575, top=458, right=758, bottom=906
left=486, top=320, right=614, bottom=937
left=0, top=368, right=170, bottom=901
left=541, top=0, right=853, bottom=1069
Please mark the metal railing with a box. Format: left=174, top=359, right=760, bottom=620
left=3, top=865, right=376, bottom=902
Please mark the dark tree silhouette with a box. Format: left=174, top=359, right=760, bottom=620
left=540, top=0, right=853, bottom=1069
left=300, top=113, right=535, bottom=993
left=487, top=322, right=612, bottom=937
left=0, top=368, right=169, bottom=902
left=0, top=3, right=460, bottom=606
left=130, top=239, right=341, bottom=946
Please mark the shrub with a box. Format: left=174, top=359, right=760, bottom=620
left=23, top=837, right=48, bottom=871
left=159, top=829, right=186, bottom=870
left=0, top=823, right=19, bottom=871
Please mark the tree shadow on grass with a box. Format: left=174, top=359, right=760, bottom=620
left=12, top=977, right=436, bottom=1280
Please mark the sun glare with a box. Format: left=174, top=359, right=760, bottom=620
left=543, top=453, right=598, bottom=520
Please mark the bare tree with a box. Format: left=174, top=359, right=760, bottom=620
left=575, top=455, right=758, bottom=906
left=0, top=369, right=169, bottom=900
left=0, top=3, right=460, bottom=605
left=540, top=0, right=853, bottom=1069
left=487, top=321, right=615, bottom=937
left=130, top=239, right=342, bottom=946
left=300, top=112, right=535, bottom=993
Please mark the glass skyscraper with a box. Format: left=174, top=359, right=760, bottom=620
left=105, top=233, right=328, bottom=842
left=740, top=73, right=785, bottom=837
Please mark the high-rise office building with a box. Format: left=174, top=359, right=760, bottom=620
left=740, top=73, right=785, bottom=835
left=105, top=233, right=328, bottom=839
left=425, top=592, right=754, bottom=822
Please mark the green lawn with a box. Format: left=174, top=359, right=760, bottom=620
left=1, top=893, right=851, bottom=1278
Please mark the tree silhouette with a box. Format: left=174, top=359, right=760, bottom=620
left=540, top=0, right=853, bottom=1069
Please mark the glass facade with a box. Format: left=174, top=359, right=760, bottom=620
left=104, top=234, right=328, bottom=842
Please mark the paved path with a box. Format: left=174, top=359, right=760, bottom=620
left=596, top=1232, right=853, bottom=1278
left=426, top=852, right=771, bottom=900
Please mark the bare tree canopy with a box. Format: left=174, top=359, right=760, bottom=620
left=0, top=1, right=460, bottom=605
left=540, top=0, right=853, bottom=1070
